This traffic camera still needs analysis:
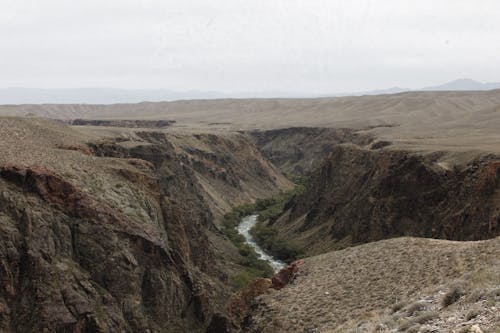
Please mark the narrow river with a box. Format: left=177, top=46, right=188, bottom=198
left=236, top=215, right=286, bottom=272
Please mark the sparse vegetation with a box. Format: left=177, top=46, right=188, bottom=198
left=223, top=182, right=307, bottom=285
left=413, top=311, right=438, bottom=324
left=249, top=184, right=306, bottom=262
left=442, top=285, right=465, bottom=307
left=466, top=309, right=481, bottom=321
left=222, top=204, right=274, bottom=288
left=391, top=301, right=407, bottom=313
left=255, top=181, right=306, bottom=223
left=406, top=301, right=428, bottom=316
left=250, top=222, right=303, bottom=262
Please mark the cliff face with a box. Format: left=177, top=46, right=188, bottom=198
left=71, top=119, right=176, bottom=128
left=249, top=127, right=372, bottom=176
left=0, top=118, right=290, bottom=332
left=270, top=145, right=500, bottom=255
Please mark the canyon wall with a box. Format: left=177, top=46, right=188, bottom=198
left=249, top=127, right=373, bottom=176
left=1, top=119, right=499, bottom=332
left=0, top=119, right=290, bottom=332
left=265, top=143, right=500, bottom=255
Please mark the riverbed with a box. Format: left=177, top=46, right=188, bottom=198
left=236, top=215, right=285, bottom=272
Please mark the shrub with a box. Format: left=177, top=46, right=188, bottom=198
left=397, top=312, right=437, bottom=331
left=466, top=290, right=485, bottom=303
left=250, top=221, right=303, bottom=263
left=391, top=301, right=407, bottom=313
left=442, top=285, right=465, bottom=307
left=466, top=309, right=480, bottom=320
left=406, top=301, right=427, bottom=316
left=413, top=311, right=438, bottom=324
left=254, top=183, right=307, bottom=225
left=230, top=270, right=263, bottom=289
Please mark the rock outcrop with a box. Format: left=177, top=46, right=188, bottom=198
left=271, top=260, right=304, bottom=290
left=270, top=145, right=500, bottom=255
left=226, top=261, right=305, bottom=331
left=249, top=127, right=372, bottom=176
left=71, top=119, right=176, bottom=128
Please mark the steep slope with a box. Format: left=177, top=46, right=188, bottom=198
left=0, top=117, right=290, bottom=332
left=249, top=127, right=373, bottom=176
left=245, top=237, right=500, bottom=333
left=267, top=144, right=500, bottom=255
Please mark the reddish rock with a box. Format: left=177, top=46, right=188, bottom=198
left=475, top=160, right=500, bottom=194
left=271, top=260, right=304, bottom=290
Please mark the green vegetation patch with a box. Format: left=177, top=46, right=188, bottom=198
left=222, top=204, right=274, bottom=288
left=250, top=184, right=305, bottom=263
left=256, top=180, right=305, bottom=223
left=222, top=179, right=306, bottom=287
left=250, top=222, right=302, bottom=263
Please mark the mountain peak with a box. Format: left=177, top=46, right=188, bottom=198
left=422, top=78, right=500, bottom=91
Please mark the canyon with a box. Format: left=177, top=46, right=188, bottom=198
left=0, top=91, right=499, bottom=332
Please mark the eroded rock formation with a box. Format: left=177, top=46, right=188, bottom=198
left=0, top=122, right=290, bottom=332
left=270, top=145, right=500, bottom=255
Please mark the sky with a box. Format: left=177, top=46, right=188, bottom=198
left=1, top=0, right=500, bottom=94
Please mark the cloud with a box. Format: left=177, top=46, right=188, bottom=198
left=1, top=0, right=500, bottom=93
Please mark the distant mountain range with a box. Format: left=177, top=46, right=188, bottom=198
left=421, top=78, right=500, bottom=91
left=337, top=79, right=500, bottom=96
left=1, top=79, right=499, bottom=104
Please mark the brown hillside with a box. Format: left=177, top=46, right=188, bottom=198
left=246, top=237, right=500, bottom=333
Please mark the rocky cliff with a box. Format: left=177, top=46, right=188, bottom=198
left=249, top=127, right=373, bottom=176
left=1, top=118, right=499, bottom=332
left=71, top=119, right=176, bottom=128
left=268, top=144, right=500, bottom=255
left=0, top=118, right=290, bottom=332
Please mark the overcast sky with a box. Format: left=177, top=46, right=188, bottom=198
left=1, top=0, right=500, bottom=94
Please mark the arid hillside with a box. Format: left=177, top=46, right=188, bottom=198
left=2, top=90, right=500, bottom=154
left=246, top=237, right=500, bottom=333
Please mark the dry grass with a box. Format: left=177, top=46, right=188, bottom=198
left=245, top=236, right=500, bottom=333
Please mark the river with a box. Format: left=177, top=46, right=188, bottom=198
left=236, top=215, right=286, bottom=272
